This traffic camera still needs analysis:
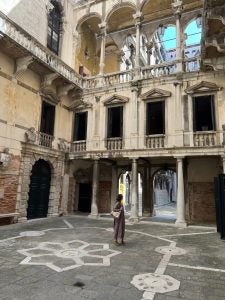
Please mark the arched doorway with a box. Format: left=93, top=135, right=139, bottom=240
left=118, top=171, right=143, bottom=216
left=153, top=169, right=176, bottom=220
left=27, top=160, right=51, bottom=219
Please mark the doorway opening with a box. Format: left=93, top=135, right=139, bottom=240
left=118, top=171, right=143, bottom=216
left=78, top=183, right=92, bottom=213
left=153, top=169, right=176, bottom=221
left=27, top=159, right=51, bottom=219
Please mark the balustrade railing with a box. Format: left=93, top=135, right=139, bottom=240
left=38, top=132, right=53, bottom=148
left=0, top=12, right=82, bottom=87
left=193, top=131, right=217, bottom=147
left=183, top=57, right=200, bottom=72
left=141, top=62, right=176, bottom=79
left=106, top=138, right=123, bottom=150
left=145, top=135, right=165, bottom=149
left=71, top=141, right=86, bottom=152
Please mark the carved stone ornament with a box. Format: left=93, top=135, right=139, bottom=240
left=103, top=94, right=129, bottom=106
left=58, top=138, right=68, bottom=152
left=0, top=148, right=11, bottom=169
left=25, top=127, right=37, bottom=143
left=184, top=81, right=221, bottom=94
left=141, top=88, right=171, bottom=100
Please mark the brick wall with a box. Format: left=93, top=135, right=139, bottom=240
left=188, top=182, right=216, bottom=223
left=98, top=181, right=111, bottom=213
left=0, top=155, right=20, bottom=214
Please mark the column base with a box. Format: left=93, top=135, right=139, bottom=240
left=128, top=217, right=139, bottom=224
left=18, top=217, right=27, bottom=223
left=175, top=220, right=187, bottom=228
left=88, top=214, right=99, bottom=219
left=142, top=211, right=151, bottom=217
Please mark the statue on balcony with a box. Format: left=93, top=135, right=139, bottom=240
left=25, top=127, right=37, bottom=144
left=222, top=124, right=225, bottom=145
left=58, top=138, right=68, bottom=152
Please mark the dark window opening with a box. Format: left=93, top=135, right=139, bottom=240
left=107, top=106, right=123, bottom=138
left=146, top=101, right=165, bottom=134
left=73, top=112, right=87, bottom=141
left=40, top=101, right=55, bottom=136
left=193, top=95, right=215, bottom=131
left=47, top=2, right=61, bottom=54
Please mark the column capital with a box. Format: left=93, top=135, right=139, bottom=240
left=172, top=0, right=183, bottom=18
left=133, top=11, right=143, bottom=26
left=174, top=156, right=185, bottom=161
left=98, top=22, right=107, bottom=36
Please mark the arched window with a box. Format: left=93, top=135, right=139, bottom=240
left=47, top=1, right=61, bottom=54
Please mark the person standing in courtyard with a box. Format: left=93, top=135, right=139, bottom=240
left=112, top=194, right=125, bottom=245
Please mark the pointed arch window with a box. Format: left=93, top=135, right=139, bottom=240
left=47, top=2, right=61, bottom=55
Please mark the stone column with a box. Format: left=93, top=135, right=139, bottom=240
left=61, top=173, right=69, bottom=215
left=89, top=159, right=100, bottom=218
left=172, top=0, right=183, bottom=73
left=128, top=82, right=140, bottom=149
left=174, top=80, right=184, bottom=146
left=175, top=156, right=187, bottom=227
left=129, top=158, right=139, bottom=223
left=133, top=11, right=142, bottom=69
left=142, top=164, right=151, bottom=216
left=146, top=41, right=153, bottom=65
left=222, top=156, right=225, bottom=174
left=98, top=22, right=107, bottom=76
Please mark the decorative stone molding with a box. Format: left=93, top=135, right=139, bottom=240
left=172, top=0, right=183, bottom=17
left=58, top=138, right=68, bottom=152
left=58, top=83, right=75, bottom=98
left=70, top=99, right=92, bottom=111
left=15, top=56, right=34, bottom=76
left=222, top=124, right=225, bottom=145
left=0, top=148, right=11, bottom=169
left=103, top=94, right=129, bottom=106
left=141, top=88, right=171, bottom=100
left=25, top=127, right=37, bottom=144
left=42, top=73, right=59, bottom=89
left=184, top=81, right=221, bottom=94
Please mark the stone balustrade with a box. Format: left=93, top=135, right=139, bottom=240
left=38, top=132, right=54, bottom=148
left=193, top=131, right=217, bottom=147
left=183, top=56, right=201, bottom=72
left=106, top=138, right=123, bottom=150
left=71, top=141, right=87, bottom=152
left=141, top=62, right=176, bottom=79
left=145, top=135, right=165, bottom=149
left=0, top=12, right=82, bottom=88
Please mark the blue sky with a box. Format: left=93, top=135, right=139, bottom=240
left=162, top=21, right=202, bottom=50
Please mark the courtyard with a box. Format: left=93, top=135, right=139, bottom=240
left=0, top=216, right=225, bottom=300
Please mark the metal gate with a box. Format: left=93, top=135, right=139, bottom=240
left=214, top=174, right=225, bottom=240
left=27, top=160, right=51, bottom=219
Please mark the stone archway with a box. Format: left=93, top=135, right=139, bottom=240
left=16, top=146, right=65, bottom=222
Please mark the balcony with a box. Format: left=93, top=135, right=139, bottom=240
left=38, top=132, right=54, bottom=148
left=83, top=57, right=200, bottom=90
left=0, top=12, right=82, bottom=88
left=145, top=135, right=165, bottom=149
left=193, top=131, right=217, bottom=147
left=105, top=138, right=123, bottom=150
left=71, top=141, right=86, bottom=152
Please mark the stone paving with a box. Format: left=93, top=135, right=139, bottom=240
left=0, top=216, right=225, bottom=300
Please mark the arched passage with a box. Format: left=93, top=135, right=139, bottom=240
left=152, top=168, right=176, bottom=220
left=27, top=160, right=51, bottom=219
left=118, top=171, right=143, bottom=216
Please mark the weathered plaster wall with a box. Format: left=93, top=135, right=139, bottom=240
left=187, top=157, right=220, bottom=223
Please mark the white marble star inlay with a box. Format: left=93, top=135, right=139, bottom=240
left=18, top=240, right=121, bottom=272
